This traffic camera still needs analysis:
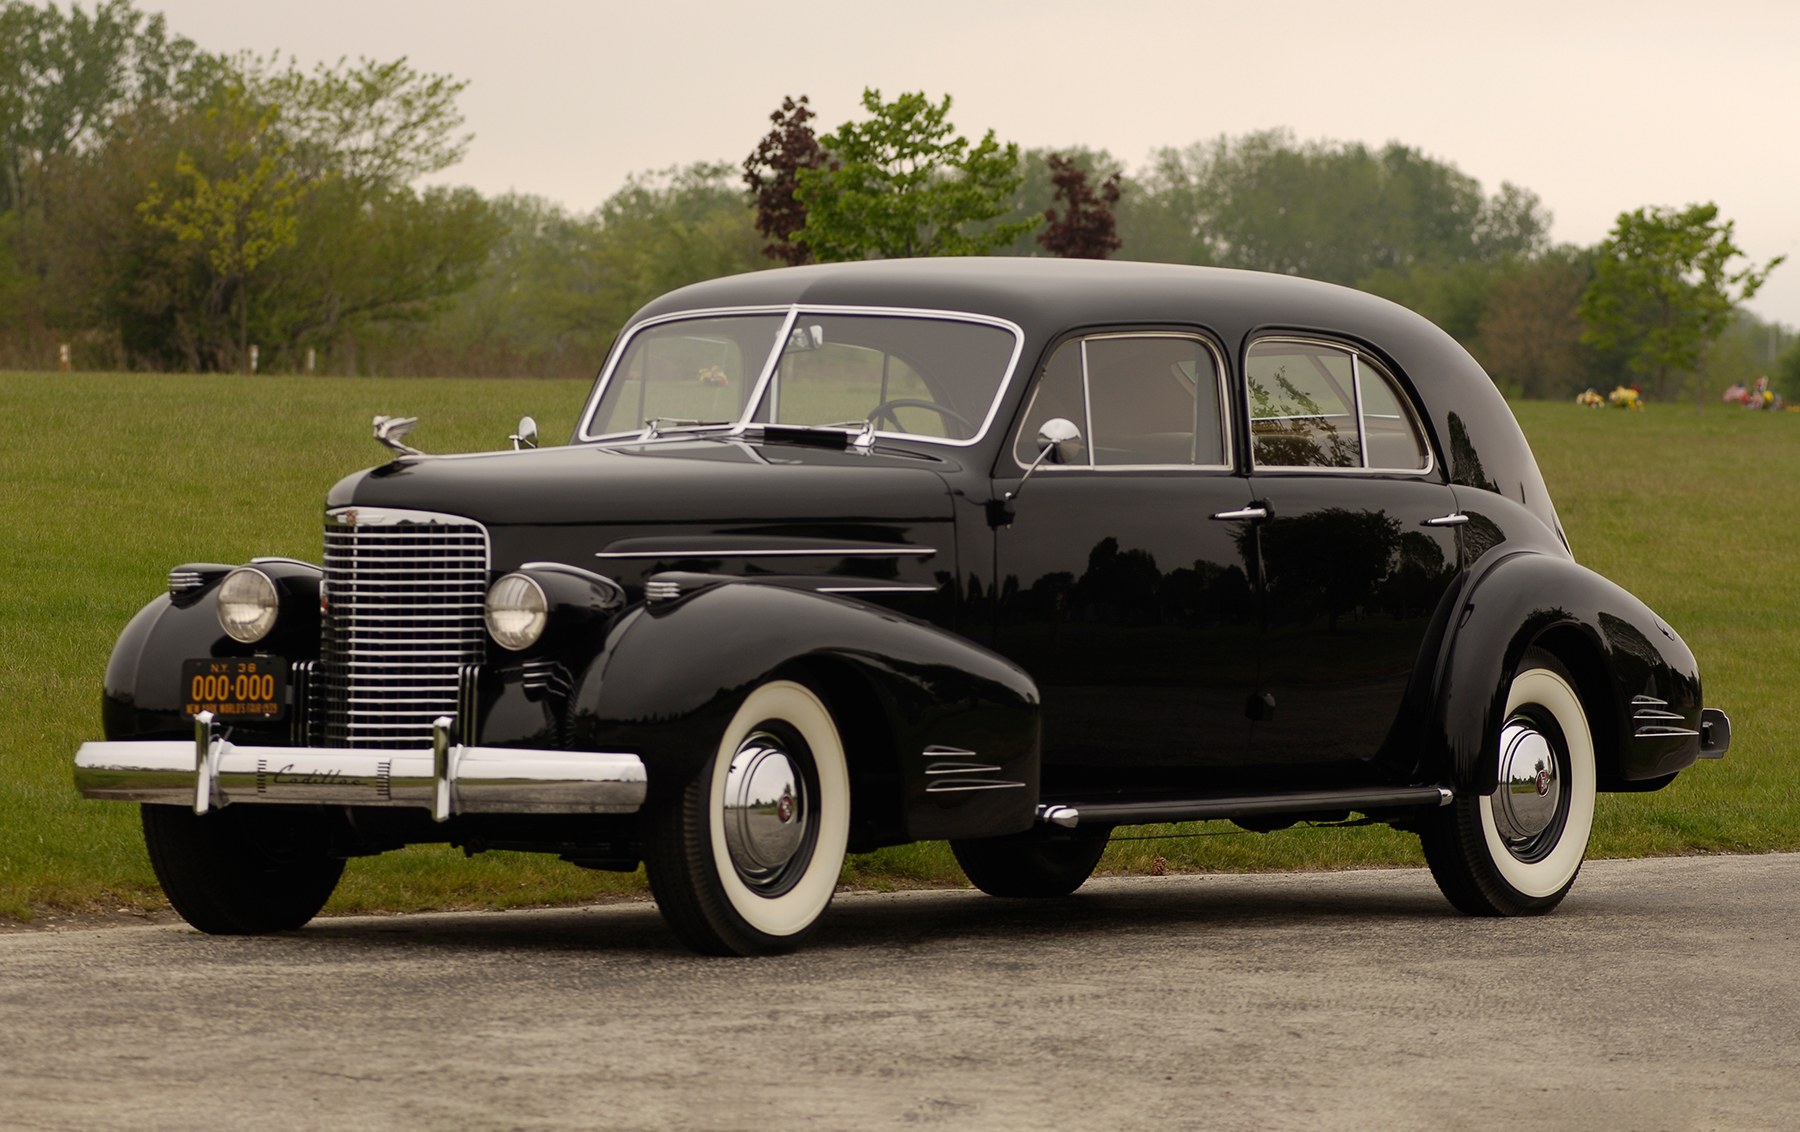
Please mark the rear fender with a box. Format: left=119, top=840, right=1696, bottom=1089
left=1433, top=552, right=1702, bottom=795
left=568, top=582, right=1041, bottom=846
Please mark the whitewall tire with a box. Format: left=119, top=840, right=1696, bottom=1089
left=1422, top=648, right=1597, bottom=916
left=644, top=679, right=850, bottom=955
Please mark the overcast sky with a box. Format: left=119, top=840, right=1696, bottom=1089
left=143, top=0, right=1800, bottom=329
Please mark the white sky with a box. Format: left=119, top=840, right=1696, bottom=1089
left=144, top=0, right=1800, bottom=328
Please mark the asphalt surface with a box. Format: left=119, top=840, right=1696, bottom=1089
left=4, top=854, right=1797, bottom=1131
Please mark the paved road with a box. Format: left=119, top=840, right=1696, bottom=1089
left=4, top=854, right=1797, bottom=1131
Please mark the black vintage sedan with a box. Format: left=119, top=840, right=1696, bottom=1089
left=76, top=259, right=1729, bottom=954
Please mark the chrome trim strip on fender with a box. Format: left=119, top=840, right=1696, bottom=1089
left=1631, top=694, right=1701, bottom=740
left=925, top=780, right=1028, bottom=793
left=74, top=739, right=648, bottom=817
left=596, top=547, right=938, bottom=560
left=817, top=583, right=940, bottom=594
left=921, top=744, right=1024, bottom=792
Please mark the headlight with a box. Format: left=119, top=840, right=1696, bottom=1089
left=217, top=567, right=279, bottom=643
left=485, top=573, right=548, bottom=651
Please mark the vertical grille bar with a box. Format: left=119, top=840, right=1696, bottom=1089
left=320, top=507, right=490, bottom=749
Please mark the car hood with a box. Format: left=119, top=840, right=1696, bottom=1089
left=326, top=439, right=960, bottom=528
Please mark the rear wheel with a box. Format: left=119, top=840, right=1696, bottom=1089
left=141, top=804, right=344, bottom=934
left=952, top=827, right=1111, bottom=898
left=1421, top=648, right=1596, bottom=916
left=643, top=680, right=850, bottom=955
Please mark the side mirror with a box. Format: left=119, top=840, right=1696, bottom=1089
left=511, top=415, right=539, bottom=451
left=1005, top=417, right=1083, bottom=504
left=1035, top=417, right=1083, bottom=466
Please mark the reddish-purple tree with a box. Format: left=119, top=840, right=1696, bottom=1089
left=742, top=95, right=830, bottom=266
left=1037, top=153, right=1123, bottom=260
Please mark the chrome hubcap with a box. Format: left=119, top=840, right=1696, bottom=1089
left=722, top=732, right=810, bottom=887
left=1493, top=719, right=1562, bottom=843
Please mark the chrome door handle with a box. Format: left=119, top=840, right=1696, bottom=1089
left=1210, top=505, right=1269, bottom=522
left=1422, top=512, right=1469, bottom=527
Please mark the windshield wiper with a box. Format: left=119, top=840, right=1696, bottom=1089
left=751, top=420, right=877, bottom=451
left=635, top=417, right=739, bottom=440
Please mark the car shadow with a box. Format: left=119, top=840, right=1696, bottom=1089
left=286, top=870, right=1488, bottom=957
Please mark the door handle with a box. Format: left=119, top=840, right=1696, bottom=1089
left=1422, top=512, right=1469, bottom=527
left=1210, top=505, right=1269, bottom=522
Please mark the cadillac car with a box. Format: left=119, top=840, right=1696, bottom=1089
left=75, top=258, right=1730, bottom=955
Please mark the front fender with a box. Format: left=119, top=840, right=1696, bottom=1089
left=1433, top=551, right=1703, bottom=795
left=568, top=583, right=1041, bottom=846
left=102, top=561, right=322, bottom=743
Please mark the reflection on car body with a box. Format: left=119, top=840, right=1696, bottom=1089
left=75, top=259, right=1730, bottom=954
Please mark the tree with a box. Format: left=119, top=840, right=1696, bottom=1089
left=0, top=0, right=213, bottom=215
left=1124, top=130, right=1552, bottom=283
left=794, top=89, right=1037, bottom=261
left=1580, top=203, right=1784, bottom=401
left=137, top=89, right=306, bottom=371
left=22, top=36, right=497, bottom=373
left=742, top=94, right=826, bottom=266
left=251, top=54, right=470, bottom=192
left=1037, top=152, right=1121, bottom=259
left=1472, top=250, right=1593, bottom=398
left=1776, top=340, right=1800, bottom=403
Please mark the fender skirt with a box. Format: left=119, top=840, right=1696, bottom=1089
left=568, top=583, right=1042, bottom=846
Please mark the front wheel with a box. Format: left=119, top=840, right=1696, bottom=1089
left=1421, top=648, right=1597, bottom=916
left=643, top=680, right=851, bottom=955
left=141, top=804, right=345, bottom=934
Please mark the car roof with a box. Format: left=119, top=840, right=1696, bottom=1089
left=632, top=258, right=1429, bottom=350
left=622, top=258, right=1563, bottom=541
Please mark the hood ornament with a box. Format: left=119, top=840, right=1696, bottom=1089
left=372, top=415, right=424, bottom=457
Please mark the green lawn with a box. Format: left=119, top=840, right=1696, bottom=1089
left=2, top=375, right=1793, bottom=921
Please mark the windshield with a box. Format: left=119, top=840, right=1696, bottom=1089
left=580, top=309, right=1022, bottom=444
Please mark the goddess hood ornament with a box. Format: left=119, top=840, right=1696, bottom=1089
left=372, top=415, right=423, bottom=457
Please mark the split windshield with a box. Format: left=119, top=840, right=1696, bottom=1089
left=581, top=310, right=1020, bottom=444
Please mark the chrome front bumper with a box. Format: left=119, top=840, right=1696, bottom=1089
left=74, top=713, right=647, bottom=821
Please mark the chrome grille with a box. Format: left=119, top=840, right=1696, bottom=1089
left=319, top=507, right=489, bottom=749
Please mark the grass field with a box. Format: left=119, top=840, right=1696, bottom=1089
left=3, top=373, right=1795, bottom=922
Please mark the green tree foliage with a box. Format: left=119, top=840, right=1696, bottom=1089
left=795, top=89, right=1037, bottom=261
left=256, top=55, right=470, bottom=191
left=137, top=90, right=306, bottom=370
left=0, top=0, right=498, bottom=372
left=742, top=94, right=826, bottom=266
left=1129, top=130, right=1550, bottom=283
left=1776, top=340, right=1800, bottom=402
left=1470, top=249, right=1595, bottom=398
left=1580, top=202, right=1785, bottom=400
left=417, top=165, right=763, bottom=377
left=0, top=0, right=212, bottom=215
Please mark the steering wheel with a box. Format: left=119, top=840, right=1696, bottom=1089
left=869, top=398, right=975, bottom=436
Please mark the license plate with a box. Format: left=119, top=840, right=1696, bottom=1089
left=181, top=657, right=288, bottom=721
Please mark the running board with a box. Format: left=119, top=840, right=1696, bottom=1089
left=1037, top=785, right=1453, bottom=829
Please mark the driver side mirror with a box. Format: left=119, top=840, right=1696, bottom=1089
left=511, top=416, right=539, bottom=451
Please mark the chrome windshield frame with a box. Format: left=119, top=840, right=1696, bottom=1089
left=574, top=304, right=1027, bottom=449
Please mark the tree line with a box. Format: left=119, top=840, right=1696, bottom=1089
left=2, top=0, right=1793, bottom=401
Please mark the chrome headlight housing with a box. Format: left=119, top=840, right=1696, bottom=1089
left=485, top=573, right=549, bottom=651
left=217, top=567, right=280, bottom=643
